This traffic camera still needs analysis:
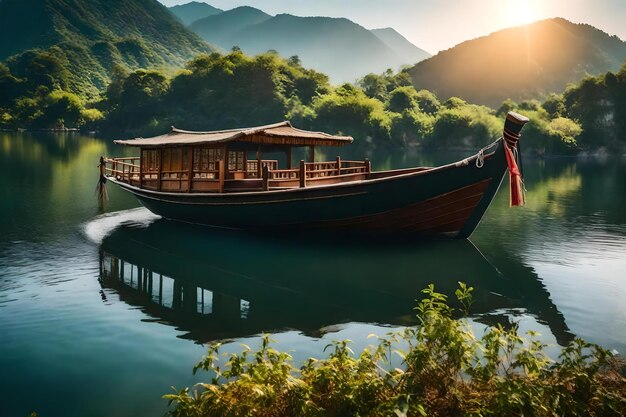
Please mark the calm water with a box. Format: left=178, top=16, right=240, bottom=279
left=1, top=132, right=625, bottom=417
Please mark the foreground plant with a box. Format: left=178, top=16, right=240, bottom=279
left=164, top=283, right=626, bottom=416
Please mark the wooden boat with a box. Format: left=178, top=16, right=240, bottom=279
left=100, top=111, right=529, bottom=238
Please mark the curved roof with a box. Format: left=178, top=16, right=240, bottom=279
left=114, top=121, right=353, bottom=148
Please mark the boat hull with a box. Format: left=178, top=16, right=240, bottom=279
left=109, top=140, right=508, bottom=238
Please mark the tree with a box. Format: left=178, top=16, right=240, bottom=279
left=0, top=63, right=23, bottom=108
left=415, top=89, right=440, bottom=115
left=287, top=55, right=301, bottom=67
left=443, top=96, right=467, bottom=109
left=358, top=73, right=388, bottom=100
left=8, top=49, right=71, bottom=92
left=313, top=84, right=392, bottom=144
left=542, top=94, right=565, bottom=118
left=390, top=111, right=434, bottom=147
left=39, top=90, right=83, bottom=128
left=387, top=86, right=419, bottom=113
left=497, top=98, right=518, bottom=116
left=107, top=69, right=169, bottom=130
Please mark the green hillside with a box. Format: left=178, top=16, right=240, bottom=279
left=371, top=28, right=431, bottom=65
left=406, top=18, right=626, bottom=107
left=188, top=8, right=428, bottom=83
left=0, top=0, right=215, bottom=98
left=169, top=1, right=223, bottom=26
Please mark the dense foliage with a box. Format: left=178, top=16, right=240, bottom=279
left=165, top=283, right=626, bottom=417
left=3, top=47, right=626, bottom=154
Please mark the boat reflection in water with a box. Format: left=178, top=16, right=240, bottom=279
left=98, top=217, right=572, bottom=344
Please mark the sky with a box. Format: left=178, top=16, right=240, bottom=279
left=159, top=0, right=626, bottom=53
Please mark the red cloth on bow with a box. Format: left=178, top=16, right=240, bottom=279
left=504, top=144, right=525, bottom=207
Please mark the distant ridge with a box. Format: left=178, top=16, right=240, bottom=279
left=189, top=6, right=272, bottom=49
left=0, top=0, right=215, bottom=97
left=406, top=18, right=626, bottom=107
left=371, top=28, right=431, bottom=65
left=169, top=1, right=223, bottom=26
left=189, top=7, right=430, bottom=82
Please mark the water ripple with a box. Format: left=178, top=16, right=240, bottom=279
left=82, top=208, right=160, bottom=245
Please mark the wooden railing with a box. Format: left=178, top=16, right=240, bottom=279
left=103, top=157, right=141, bottom=187
left=103, top=156, right=370, bottom=193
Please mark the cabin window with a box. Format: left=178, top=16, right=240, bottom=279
left=228, top=150, right=245, bottom=172
left=141, top=149, right=159, bottom=174
left=193, top=148, right=224, bottom=178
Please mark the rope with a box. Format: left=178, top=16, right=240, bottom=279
left=472, top=139, right=499, bottom=169
left=475, top=149, right=484, bottom=168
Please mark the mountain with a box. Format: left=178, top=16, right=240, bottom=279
left=371, top=28, right=431, bottom=65
left=0, top=0, right=215, bottom=98
left=189, top=8, right=430, bottom=83
left=406, top=18, right=626, bottom=107
left=169, top=1, right=223, bottom=26
left=189, top=6, right=271, bottom=49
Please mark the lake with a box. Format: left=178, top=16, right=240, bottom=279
left=1, top=132, right=625, bottom=417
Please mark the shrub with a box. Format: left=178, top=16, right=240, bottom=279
left=165, top=283, right=626, bottom=417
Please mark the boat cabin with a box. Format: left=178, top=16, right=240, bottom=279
left=104, top=122, right=371, bottom=193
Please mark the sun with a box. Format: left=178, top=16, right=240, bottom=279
left=505, top=0, right=541, bottom=26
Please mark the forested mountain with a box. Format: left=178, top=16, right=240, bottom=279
left=371, top=28, right=431, bottom=65
left=406, top=18, right=626, bottom=107
left=0, top=0, right=214, bottom=98
left=189, top=7, right=429, bottom=82
left=169, top=1, right=223, bottom=26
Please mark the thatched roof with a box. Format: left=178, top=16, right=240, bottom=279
left=114, top=122, right=353, bottom=148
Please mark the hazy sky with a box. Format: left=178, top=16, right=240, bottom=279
left=159, top=0, right=626, bottom=53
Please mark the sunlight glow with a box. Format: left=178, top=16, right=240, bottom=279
left=506, top=0, right=541, bottom=26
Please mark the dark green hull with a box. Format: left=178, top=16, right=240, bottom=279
left=110, top=140, right=508, bottom=238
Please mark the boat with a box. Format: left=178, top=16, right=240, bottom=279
left=99, top=111, right=529, bottom=238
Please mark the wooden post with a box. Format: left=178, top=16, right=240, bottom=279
left=242, top=151, right=248, bottom=179
left=218, top=159, right=225, bottom=193
left=299, top=160, right=306, bottom=188
left=256, top=145, right=263, bottom=178
left=157, top=149, right=163, bottom=191
left=262, top=165, right=269, bottom=191
left=187, top=146, right=193, bottom=192
left=139, top=150, right=143, bottom=189
left=336, top=156, right=341, bottom=176
left=365, top=158, right=371, bottom=179
left=286, top=146, right=292, bottom=169
left=309, top=146, right=315, bottom=162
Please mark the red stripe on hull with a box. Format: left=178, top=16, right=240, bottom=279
left=308, top=179, right=492, bottom=235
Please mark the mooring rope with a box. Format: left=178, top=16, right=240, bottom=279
left=475, top=149, right=485, bottom=168
left=96, top=156, right=109, bottom=207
